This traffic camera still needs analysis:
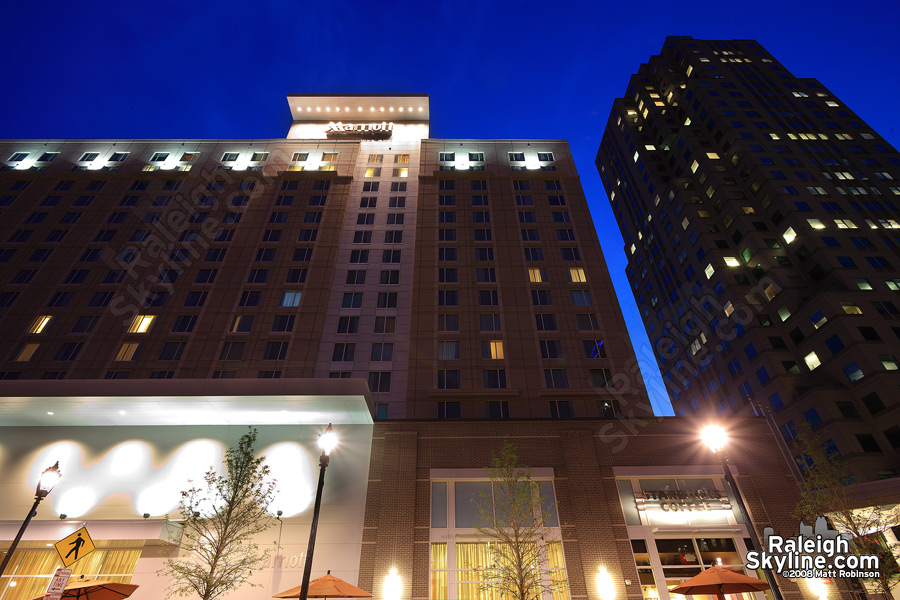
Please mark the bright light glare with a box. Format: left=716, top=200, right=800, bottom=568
left=317, top=427, right=339, bottom=455
left=108, top=441, right=149, bottom=477
left=701, top=425, right=728, bottom=453
left=39, top=464, right=62, bottom=494
left=596, top=566, right=616, bottom=600
left=57, top=487, right=97, bottom=518
left=384, top=568, right=403, bottom=600
left=263, top=442, right=316, bottom=517
left=808, top=579, right=828, bottom=600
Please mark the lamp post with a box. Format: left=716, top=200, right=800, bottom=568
left=0, top=462, right=62, bottom=577
left=298, top=424, right=339, bottom=600
left=701, top=426, right=784, bottom=600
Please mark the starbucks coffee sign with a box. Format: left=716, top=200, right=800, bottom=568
left=326, top=121, right=393, bottom=140
left=636, top=488, right=730, bottom=513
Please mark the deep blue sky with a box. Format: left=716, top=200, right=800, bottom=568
left=3, top=0, right=899, bottom=415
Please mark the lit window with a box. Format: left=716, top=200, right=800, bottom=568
left=704, top=264, right=715, bottom=279
left=724, top=301, right=734, bottom=317
left=250, top=152, right=269, bottom=162
left=322, top=152, right=338, bottom=161
left=394, top=154, right=410, bottom=164
left=690, top=160, right=699, bottom=173
left=281, top=291, right=302, bottom=307
left=810, top=310, right=827, bottom=329
left=777, top=306, right=791, bottom=321
left=150, top=152, right=170, bottom=162
left=782, top=227, right=796, bottom=243
left=115, top=342, right=141, bottom=361
left=221, top=152, right=239, bottom=161
left=181, top=152, right=200, bottom=162
left=528, top=268, right=546, bottom=283
left=29, top=315, right=53, bottom=334
left=567, top=268, right=586, bottom=283
left=291, top=152, right=308, bottom=162
left=880, top=354, right=899, bottom=371
left=724, top=257, right=740, bottom=267
left=365, top=168, right=381, bottom=177
left=392, top=168, right=409, bottom=178
left=854, top=278, right=873, bottom=290
left=483, top=341, right=505, bottom=360
left=804, top=352, right=821, bottom=370
left=706, top=152, right=720, bottom=159
left=14, top=343, right=40, bottom=362
left=764, top=284, right=778, bottom=300
left=128, top=315, right=156, bottom=333
left=840, top=302, right=862, bottom=315
left=843, top=362, right=864, bottom=382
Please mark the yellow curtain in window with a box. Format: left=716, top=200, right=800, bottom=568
left=4, top=576, right=54, bottom=600
left=8, top=551, right=59, bottom=575
left=98, top=550, right=141, bottom=577
left=431, top=543, right=448, bottom=600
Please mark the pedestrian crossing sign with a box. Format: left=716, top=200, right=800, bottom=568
left=54, top=527, right=95, bottom=568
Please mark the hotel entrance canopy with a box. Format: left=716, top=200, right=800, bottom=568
left=0, top=378, right=374, bottom=426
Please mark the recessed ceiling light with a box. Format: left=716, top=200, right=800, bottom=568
left=389, top=107, right=394, bottom=112
left=316, top=107, right=321, bottom=112
left=399, top=107, right=404, bottom=112
left=370, top=107, right=375, bottom=112
left=358, top=107, right=363, bottom=112
left=418, top=107, right=423, bottom=112
left=345, top=106, right=350, bottom=112
left=47, top=411, right=54, bottom=415
left=119, top=410, right=127, bottom=415
left=379, top=107, right=384, bottom=112
left=325, top=107, right=330, bottom=112
left=306, top=107, right=311, bottom=112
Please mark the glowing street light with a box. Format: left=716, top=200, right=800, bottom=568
left=0, top=462, right=62, bottom=577
left=297, top=424, right=339, bottom=600
left=700, top=426, right=784, bottom=600
left=595, top=566, right=616, bottom=600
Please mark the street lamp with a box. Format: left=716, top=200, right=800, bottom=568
left=298, top=424, right=339, bottom=600
left=700, top=426, right=784, bottom=600
left=0, top=462, right=62, bottom=577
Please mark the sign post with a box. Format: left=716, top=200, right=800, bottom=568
left=42, top=567, right=72, bottom=600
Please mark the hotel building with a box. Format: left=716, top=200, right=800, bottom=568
left=0, top=94, right=808, bottom=600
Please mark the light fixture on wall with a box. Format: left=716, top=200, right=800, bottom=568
left=595, top=566, right=616, bottom=600
left=383, top=568, right=402, bottom=600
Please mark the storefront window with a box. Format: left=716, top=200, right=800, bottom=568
left=0, top=546, right=140, bottom=600
left=431, top=479, right=567, bottom=600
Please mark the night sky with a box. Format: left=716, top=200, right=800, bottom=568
left=3, top=0, right=898, bottom=416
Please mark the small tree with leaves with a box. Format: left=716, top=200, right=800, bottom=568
left=791, top=429, right=899, bottom=599
left=474, top=442, right=566, bottom=600
left=160, top=428, right=277, bottom=600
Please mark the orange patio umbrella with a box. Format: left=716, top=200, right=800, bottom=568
left=669, top=565, right=769, bottom=600
left=274, top=570, right=373, bottom=599
left=29, top=576, right=139, bottom=599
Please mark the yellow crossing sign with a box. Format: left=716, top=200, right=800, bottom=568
left=54, top=527, right=95, bottom=568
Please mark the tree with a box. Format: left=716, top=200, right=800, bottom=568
left=791, top=429, right=899, bottom=599
left=474, top=442, right=566, bottom=600
left=160, top=428, right=277, bottom=600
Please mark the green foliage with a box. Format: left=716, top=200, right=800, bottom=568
left=791, top=428, right=899, bottom=598
left=474, top=442, right=566, bottom=600
left=159, top=428, right=276, bottom=600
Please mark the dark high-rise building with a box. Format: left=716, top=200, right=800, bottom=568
left=597, top=37, right=900, bottom=484
left=0, top=94, right=650, bottom=421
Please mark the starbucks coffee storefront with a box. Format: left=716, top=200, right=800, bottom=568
left=616, top=472, right=766, bottom=600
